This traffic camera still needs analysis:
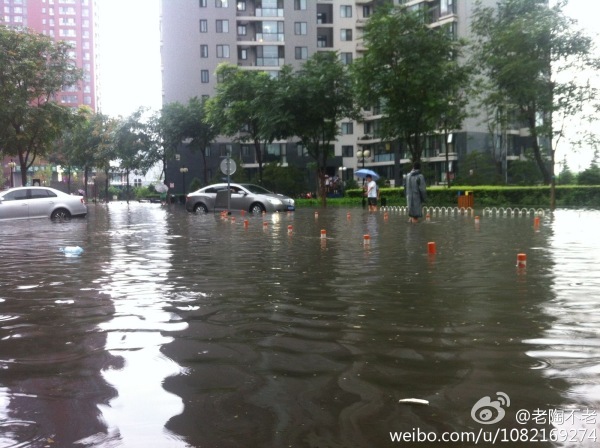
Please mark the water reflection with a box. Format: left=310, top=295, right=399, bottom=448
left=0, top=205, right=599, bottom=447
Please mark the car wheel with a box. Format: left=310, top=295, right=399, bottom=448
left=51, top=208, right=71, bottom=221
left=250, top=203, right=265, bottom=214
left=194, top=203, right=208, bottom=213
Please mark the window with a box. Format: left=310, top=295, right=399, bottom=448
left=256, top=45, right=283, bottom=66
left=199, top=0, right=207, bottom=6
left=200, top=44, right=208, bottom=58
left=295, top=47, right=308, bottom=60
left=237, top=1, right=246, bottom=11
left=199, top=19, right=208, bottom=32
left=341, top=122, right=353, bottom=135
left=294, top=0, right=306, bottom=11
left=440, top=0, right=455, bottom=16
left=215, top=0, right=228, bottom=7
left=342, top=145, right=354, bottom=157
left=238, top=24, right=247, bottom=36
left=363, top=5, right=372, bottom=18
left=239, top=48, right=248, bottom=59
left=297, top=143, right=308, bottom=157
left=216, top=19, right=229, bottom=33
left=340, top=29, right=352, bottom=41
left=217, top=44, right=230, bottom=58
left=294, top=22, right=307, bottom=35
left=340, top=5, right=352, bottom=18
left=201, top=70, right=209, bottom=83
left=340, top=52, right=353, bottom=65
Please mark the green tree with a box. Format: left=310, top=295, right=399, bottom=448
left=285, top=52, right=359, bottom=206
left=557, top=156, right=575, bottom=185
left=578, top=149, right=600, bottom=185
left=0, top=27, right=82, bottom=186
left=471, top=0, right=600, bottom=208
left=206, top=64, right=287, bottom=184
left=113, top=108, right=159, bottom=202
left=159, top=97, right=217, bottom=185
left=352, top=4, right=472, bottom=173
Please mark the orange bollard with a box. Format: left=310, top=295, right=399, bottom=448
left=287, top=224, right=293, bottom=234
left=534, top=216, right=540, bottom=228
left=263, top=221, right=268, bottom=229
left=475, top=215, right=480, bottom=224
left=363, top=234, right=371, bottom=245
left=243, top=219, right=249, bottom=228
left=315, top=211, right=319, bottom=218
left=384, top=212, right=389, bottom=220
left=347, top=212, right=351, bottom=220
left=517, top=253, right=527, bottom=268
left=427, top=242, right=436, bottom=254
left=426, top=213, right=431, bottom=222
left=320, top=229, right=327, bottom=239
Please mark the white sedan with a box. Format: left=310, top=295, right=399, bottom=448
left=0, top=186, right=88, bottom=221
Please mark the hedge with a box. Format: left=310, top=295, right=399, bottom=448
left=295, top=185, right=600, bottom=208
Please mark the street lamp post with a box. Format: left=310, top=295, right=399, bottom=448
left=180, top=167, right=188, bottom=198
left=356, top=150, right=370, bottom=207
left=8, top=160, right=16, bottom=188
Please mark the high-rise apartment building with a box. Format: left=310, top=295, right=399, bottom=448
left=161, top=0, right=515, bottom=191
left=1, top=0, right=97, bottom=111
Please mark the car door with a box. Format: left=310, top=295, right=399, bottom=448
left=28, top=188, right=57, bottom=218
left=0, top=189, right=30, bottom=220
left=229, top=187, right=246, bottom=211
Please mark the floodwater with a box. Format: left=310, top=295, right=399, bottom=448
left=0, top=203, right=599, bottom=448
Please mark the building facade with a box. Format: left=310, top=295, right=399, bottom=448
left=1, top=0, right=97, bottom=110
left=1, top=0, right=98, bottom=188
left=160, top=0, right=528, bottom=194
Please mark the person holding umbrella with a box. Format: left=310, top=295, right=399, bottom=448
left=365, top=174, right=378, bottom=212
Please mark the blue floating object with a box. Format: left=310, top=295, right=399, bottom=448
left=59, top=246, right=84, bottom=257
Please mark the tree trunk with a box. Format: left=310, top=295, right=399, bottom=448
left=254, top=139, right=263, bottom=183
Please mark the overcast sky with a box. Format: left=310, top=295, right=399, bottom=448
left=96, top=0, right=161, bottom=118
left=95, top=0, right=599, bottom=170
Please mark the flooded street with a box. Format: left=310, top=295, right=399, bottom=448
left=1, top=204, right=599, bottom=447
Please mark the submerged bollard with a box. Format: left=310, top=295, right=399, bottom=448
left=517, top=253, right=527, bottom=268
left=321, top=229, right=327, bottom=239
left=428, top=242, right=436, bottom=255
left=363, top=234, right=371, bottom=245
left=534, top=216, right=540, bottom=228
left=288, top=224, right=293, bottom=234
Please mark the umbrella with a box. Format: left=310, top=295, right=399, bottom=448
left=154, top=183, right=168, bottom=193
left=355, top=168, right=380, bottom=180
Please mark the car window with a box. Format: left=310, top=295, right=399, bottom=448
left=2, top=190, right=28, bottom=201
left=242, top=184, right=271, bottom=194
left=30, top=189, right=55, bottom=199
left=204, top=188, right=218, bottom=194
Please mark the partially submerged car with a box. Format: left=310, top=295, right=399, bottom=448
left=0, top=187, right=87, bottom=221
left=185, top=183, right=295, bottom=214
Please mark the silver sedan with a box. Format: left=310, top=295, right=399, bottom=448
left=185, top=183, right=295, bottom=214
left=0, top=187, right=88, bottom=221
